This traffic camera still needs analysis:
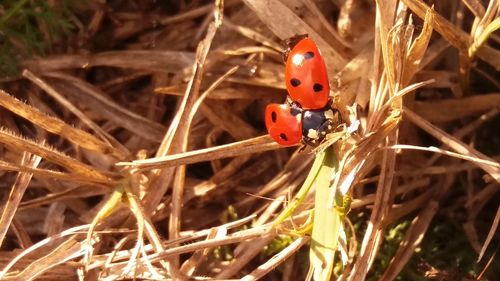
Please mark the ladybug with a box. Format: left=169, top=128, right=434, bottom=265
left=265, top=35, right=338, bottom=147
left=265, top=103, right=302, bottom=146
left=284, top=35, right=330, bottom=110
left=265, top=101, right=339, bottom=147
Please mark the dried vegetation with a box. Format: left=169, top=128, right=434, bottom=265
left=0, top=0, right=499, bottom=280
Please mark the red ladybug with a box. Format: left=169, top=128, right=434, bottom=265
left=265, top=35, right=337, bottom=147
left=265, top=103, right=302, bottom=146
left=284, top=36, right=330, bottom=110
left=265, top=101, right=338, bottom=146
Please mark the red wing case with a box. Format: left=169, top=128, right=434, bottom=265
left=284, top=38, right=330, bottom=110
left=265, top=103, right=302, bottom=146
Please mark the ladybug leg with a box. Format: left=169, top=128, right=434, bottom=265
left=308, top=118, right=337, bottom=147
left=317, top=118, right=336, bottom=136
left=302, top=134, right=320, bottom=147
left=302, top=138, right=316, bottom=147
left=298, top=143, right=308, bottom=152
left=301, top=117, right=338, bottom=148
left=326, top=98, right=334, bottom=108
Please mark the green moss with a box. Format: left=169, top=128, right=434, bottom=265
left=363, top=215, right=483, bottom=281
left=262, top=234, right=294, bottom=256
left=0, top=0, right=81, bottom=76
left=366, top=220, right=412, bottom=281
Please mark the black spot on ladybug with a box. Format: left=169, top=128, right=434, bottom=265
left=290, top=78, right=301, bottom=87
left=271, top=111, right=277, bottom=123
left=304, top=51, right=314, bottom=59
left=279, top=133, right=288, bottom=141
left=313, top=83, right=323, bottom=92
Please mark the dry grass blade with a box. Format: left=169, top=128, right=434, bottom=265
left=223, top=20, right=283, bottom=52
left=221, top=46, right=281, bottom=57
left=0, top=128, right=112, bottom=182
left=22, top=70, right=130, bottom=158
left=1, top=0, right=498, bottom=279
left=348, top=137, right=397, bottom=281
left=125, top=185, right=168, bottom=257
left=403, top=9, right=434, bottom=85
left=168, top=2, right=226, bottom=273
left=404, top=107, right=500, bottom=182
left=463, top=221, right=482, bottom=254
left=351, top=178, right=431, bottom=210
left=215, top=232, right=277, bottom=279
left=469, top=0, right=499, bottom=58
left=43, top=72, right=166, bottom=142
left=95, top=226, right=272, bottom=270
left=201, top=100, right=259, bottom=140
left=242, top=0, right=349, bottom=72
left=345, top=2, right=438, bottom=279
left=466, top=182, right=500, bottom=211
left=476, top=251, right=497, bottom=281
left=0, top=225, right=89, bottom=279
left=423, top=108, right=500, bottom=168
left=159, top=2, right=220, bottom=25
left=402, top=0, right=500, bottom=70
left=369, top=80, right=434, bottom=132
left=154, top=4, right=225, bottom=159
left=112, top=0, right=239, bottom=40
left=414, top=93, right=500, bottom=122
left=122, top=184, right=174, bottom=276
left=187, top=154, right=252, bottom=202
left=380, top=201, right=439, bottom=281
left=11, top=218, right=33, bottom=249
left=0, top=153, right=41, bottom=247
left=141, top=1, right=227, bottom=217
left=86, top=214, right=257, bottom=271
left=241, top=236, right=310, bottom=281
left=477, top=204, right=500, bottom=261
left=387, top=144, right=500, bottom=169
left=179, top=228, right=218, bottom=276
left=118, top=135, right=282, bottom=170
left=388, top=190, right=437, bottom=224
left=19, top=185, right=108, bottom=210
left=83, top=189, right=124, bottom=272
left=24, top=50, right=195, bottom=73
left=404, top=0, right=470, bottom=49
left=11, top=237, right=83, bottom=281
left=0, top=159, right=110, bottom=185
left=0, top=89, right=125, bottom=160
left=462, top=0, right=486, bottom=18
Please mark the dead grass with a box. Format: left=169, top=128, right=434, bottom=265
left=0, top=0, right=499, bottom=280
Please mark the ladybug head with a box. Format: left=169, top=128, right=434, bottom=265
left=282, top=34, right=309, bottom=62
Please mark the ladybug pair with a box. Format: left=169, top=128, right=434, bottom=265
left=265, top=35, right=340, bottom=147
